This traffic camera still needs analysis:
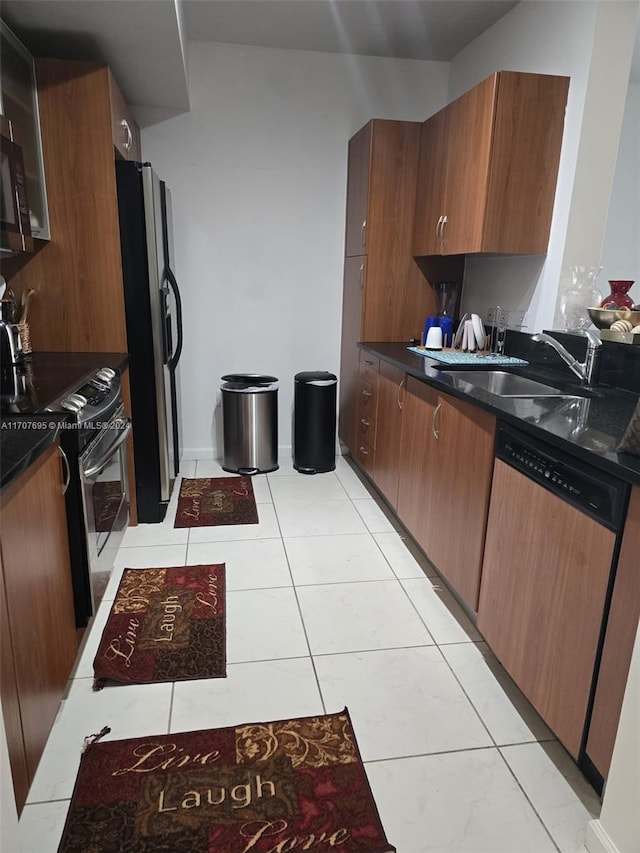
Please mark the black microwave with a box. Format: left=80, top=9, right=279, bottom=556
left=1, top=115, right=33, bottom=255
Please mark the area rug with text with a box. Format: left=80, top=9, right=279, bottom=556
left=57, top=709, right=395, bottom=852
left=174, top=476, right=259, bottom=528
left=92, top=564, right=226, bottom=690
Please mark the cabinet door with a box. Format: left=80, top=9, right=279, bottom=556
left=424, top=393, right=495, bottom=609
left=396, top=377, right=438, bottom=551
left=586, top=485, right=640, bottom=779
left=374, top=362, right=405, bottom=508
left=1, top=443, right=78, bottom=782
left=442, top=75, right=496, bottom=255
left=344, top=122, right=371, bottom=257
left=108, top=70, right=141, bottom=161
left=0, top=548, right=29, bottom=812
left=338, top=256, right=365, bottom=453
left=412, top=108, right=449, bottom=256
left=477, top=460, right=616, bottom=758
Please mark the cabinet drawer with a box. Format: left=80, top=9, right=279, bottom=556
left=354, top=435, right=375, bottom=475
left=359, top=352, right=380, bottom=385
left=357, top=378, right=377, bottom=420
left=357, top=411, right=377, bottom=448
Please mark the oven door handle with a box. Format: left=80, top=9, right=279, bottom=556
left=82, top=419, right=132, bottom=478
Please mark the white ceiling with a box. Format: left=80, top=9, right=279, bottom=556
left=1, top=0, right=518, bottom=118
left=1, top=0, right=637, bottom=125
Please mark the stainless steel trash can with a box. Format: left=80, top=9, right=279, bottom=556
left=293, top=371, right=337, bottom=474
left=221, top=374, right=278, bottom=474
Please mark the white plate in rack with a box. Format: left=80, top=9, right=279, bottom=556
left=453, top=313, right=470, bottom=349
left=471, top=314, right=486, bottom=350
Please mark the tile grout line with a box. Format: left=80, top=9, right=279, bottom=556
left=272, top=476, right=328, bottom=716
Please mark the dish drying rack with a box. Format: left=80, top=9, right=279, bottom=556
left=408, top=306, right=529, bottom=366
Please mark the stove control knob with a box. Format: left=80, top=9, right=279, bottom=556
left=97, top=367, right=116, bottom=383
left=68, top=393, right=88, bottom=408
left=61, top=397, right=83, bottom=412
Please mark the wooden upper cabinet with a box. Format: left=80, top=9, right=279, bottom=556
left=413, top=71, right=569, bottom=256
left=108, top=71, right=141, bottom=161
left=411, top=108, right=449, bottom=256
left=344, top=122, right=371, bottom=257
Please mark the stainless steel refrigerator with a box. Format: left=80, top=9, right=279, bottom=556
left=116, top=160, right=183, bottom=523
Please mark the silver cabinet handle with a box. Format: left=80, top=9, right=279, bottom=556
left=362, top=389, right=373, bottom=398
left=361, top=219, right=367, bottom=248
left=435, top=215, right=443, bottom=244
left=120, top=118, right=133, bottom=151
left=359, top=263, right=364, bottom=289
left=440, top=214, right=448, bottom=245
left=397, top=377, right=406, bottom=410
left=58, top=445, right=70, bottom=495
left=359, top=446, right=369, bottom=457
left=360, top=418, right=371, bottom=429
left=432, top=402, right=442, bottom=439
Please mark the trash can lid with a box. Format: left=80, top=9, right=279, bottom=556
left=221, top=374, right=278, bottom=392
left=295, top=371, right=337, bottom=385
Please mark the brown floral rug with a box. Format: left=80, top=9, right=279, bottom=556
left=57, top=709, right=395, bottom=852
left=92, top=564, right=226, bottom=690
left=174, top=476, right=259, bottom=528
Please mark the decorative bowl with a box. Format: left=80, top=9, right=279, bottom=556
left=587, top=307, right=640, bottom=329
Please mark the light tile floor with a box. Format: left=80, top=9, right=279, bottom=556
left=18, top=456, right=601, bottom=853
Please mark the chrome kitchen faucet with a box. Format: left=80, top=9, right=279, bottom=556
left=531, top=330, right=602, bottom=386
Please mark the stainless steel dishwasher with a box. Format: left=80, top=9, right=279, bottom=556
left=477, top=424, right=629, bottom=786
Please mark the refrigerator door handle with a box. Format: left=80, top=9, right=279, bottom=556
left=166, top=264, right=183, bottom=371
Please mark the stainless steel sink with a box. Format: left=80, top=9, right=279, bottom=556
left=445, top=370, right=584, bottom=398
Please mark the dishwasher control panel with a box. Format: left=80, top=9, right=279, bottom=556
left=495, top=425, right=628, bottom=531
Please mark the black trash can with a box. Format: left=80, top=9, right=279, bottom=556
left=221, top=374, right=278, bottom=474
left=293, top=371, right=337, bottom=474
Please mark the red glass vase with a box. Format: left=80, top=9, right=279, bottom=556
left=600, top=280, right=635, bottom=309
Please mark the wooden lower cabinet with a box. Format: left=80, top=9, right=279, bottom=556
left=477, top=459, right=616, bottom=759
left=0, top=443, right=79, bottom=812
left=396, top=377, right=495, bottom=610
left=586, top=485, right=640, bottom=779
left=373, top=363, right=405, bottom=508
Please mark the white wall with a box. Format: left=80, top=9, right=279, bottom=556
left=450, top=1, right=637, bottom=333
left=600, top=80, right=640, bottom=304
left=141, top=43, right=448, bottom=458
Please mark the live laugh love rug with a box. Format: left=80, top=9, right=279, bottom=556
left=57, top=709, right=396, bottom=853
left=175, top=477, right=259, bottom=528
left=93, top=564, right=226, bottom=689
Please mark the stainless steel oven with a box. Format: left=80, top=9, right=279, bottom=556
left=44, top=366, right=131, bottom=626
left=79, top=403, right=131, bottom=614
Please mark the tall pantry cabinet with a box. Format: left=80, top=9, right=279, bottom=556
left=338, top=120, right=435, bottom=454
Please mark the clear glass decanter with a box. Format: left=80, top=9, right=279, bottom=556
left=559, top=266, right=603, bottom=330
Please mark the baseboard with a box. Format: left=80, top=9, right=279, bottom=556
left=584, top=820, right=621, bottom=853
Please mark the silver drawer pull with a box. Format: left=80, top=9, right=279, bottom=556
left=432, top=402, right=442, bottom=439
left=362, top=389, right=373, bottom=398
left=360, top=418, right=370, bottom=429
left=359, top=446, right=369, bottom=457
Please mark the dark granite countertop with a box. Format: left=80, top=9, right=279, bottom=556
left=359, top=341, right=640, bottom=487
left=1, top=352, right=128, bottom=494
